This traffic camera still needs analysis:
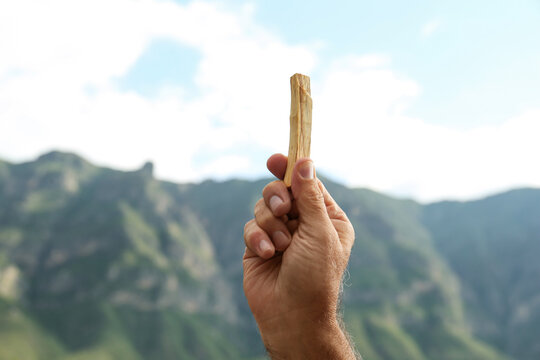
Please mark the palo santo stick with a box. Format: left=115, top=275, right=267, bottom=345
left=284, top=73, right=312, bottom=187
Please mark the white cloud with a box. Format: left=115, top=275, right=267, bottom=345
left=0, top=0, right=539, bottom=202
left=312, top=57, right=540, bottom=201
left=0, top=0, right=315, bottom=179
left=196, top=155, right=252, bottom=180
left=421, top=19, right=442, bottom=37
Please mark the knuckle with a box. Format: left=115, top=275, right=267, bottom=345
left=262, top=181, right=276, bottom=197
left=266, top=180, right=288, bottom=194
left=244, top=222, right=261, bottom=243
left=246, top=227, right=266, bottom=247
left=256, top=206, right=275, bottom=229
left=243, top=219, right=251, bottom=231
left=300, top=188, right=326, bottom=215
left=253, top=198, right=265, bottom=216
left=263, top=180, right=284, bottom=195
left=305, top=188, right=324, bottom=203
left=243, top=220, right=254, bottom=240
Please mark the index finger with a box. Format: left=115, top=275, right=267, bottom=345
left=266, top=153, right=288, bottom=180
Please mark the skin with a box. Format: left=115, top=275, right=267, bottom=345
left=243, top=154, right=357, bottom=359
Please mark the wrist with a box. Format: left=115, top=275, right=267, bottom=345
left=258, top=311, right=356, bottom=359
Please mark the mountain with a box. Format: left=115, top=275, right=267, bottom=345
left=0, top=151, right=537, bottom=360
left=423, top=189, right=540, bottom=360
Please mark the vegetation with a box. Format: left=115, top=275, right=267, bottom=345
left=0, top=151, right=537, bottom=359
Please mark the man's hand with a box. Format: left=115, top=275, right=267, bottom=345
left=243, top=154, right=356, bottom=359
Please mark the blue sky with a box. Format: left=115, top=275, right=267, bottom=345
left=169, top=0, right=540, bottom=128
left=117, top=38, right=201, bottom=98
left=1, top=0, right=539, bottom=201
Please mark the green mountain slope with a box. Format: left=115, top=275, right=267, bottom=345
left=423, top=189, right=540, bottom=360
left=0, top=152, right=244, bottom=359
left=324, top=185, right=506, bottom=360
left=0, top=151, right=534, bottom=359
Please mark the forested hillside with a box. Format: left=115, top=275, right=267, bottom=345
left=0, top=151, right=537, bottom=359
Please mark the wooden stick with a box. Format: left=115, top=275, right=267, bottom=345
left=284, top=73, right=312, bottom=187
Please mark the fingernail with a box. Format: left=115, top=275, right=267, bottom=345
left=269, top=195, right=283, bottom=214
left=258, top=239, right=272, bottom=257
left=299, top=161, right=314, bottom=179
left=273, top=231, right=290, bottom=250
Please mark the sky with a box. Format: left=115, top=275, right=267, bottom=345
left=1, top=0, right=539, bottom=202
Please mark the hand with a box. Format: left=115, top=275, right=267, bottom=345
left=243, top=154, right=356, bottom=359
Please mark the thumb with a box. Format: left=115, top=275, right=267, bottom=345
left=290, top=159, right=330, bottom=226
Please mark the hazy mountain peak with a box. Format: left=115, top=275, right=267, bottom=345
left=138, top=161, right=154, bottom=178
left=36, top=150, right=88, bottom=167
